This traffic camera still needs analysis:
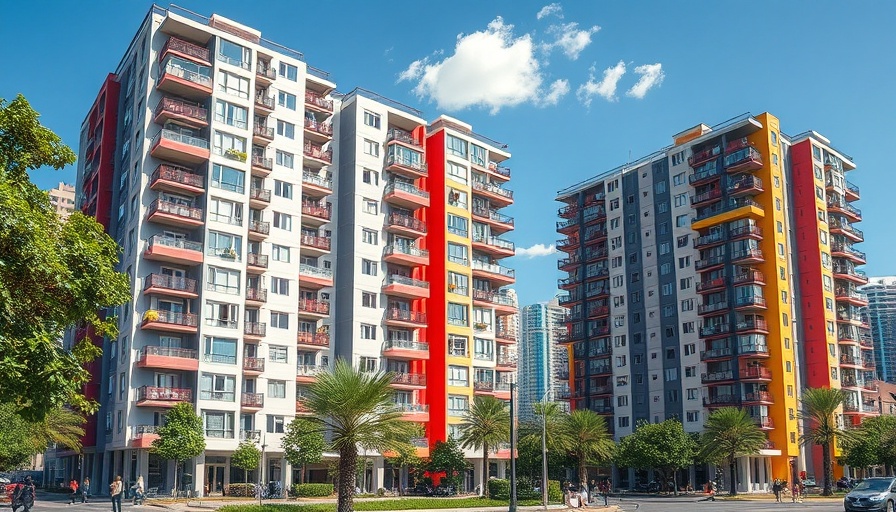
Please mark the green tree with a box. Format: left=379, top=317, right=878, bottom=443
left=305, top=360, right=416, bottom=512
left=0, top=405, right=37, bottom=471
left=697, top=407, right=767, bottom=496
left=0, top=94, right=130, bottom=421
left=231, top=440, right=260, bottom=495
left=0, top=404, right=85, bottom=471
left=151, top=402, right=205, bottom=499
left=799, top=387, right=858, bottom=496
left=384, top=441, right=422, bottom=496
left=518, top=402, right=570, bottom=483
left=840, top=415, right=896, bottom=475
left=282, top=417, right=325, bottom=485
left=616, top=419, right=695, bottom=495
left=427, top=437, right=469, bottom=490
left=457, top=396, right=510, bottom=495
left=557, top=410, right=615, bottom=489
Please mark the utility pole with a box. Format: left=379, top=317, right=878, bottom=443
left=259, top=433, right=267, bottom=505
left=510, top=382, right=517, bottom=512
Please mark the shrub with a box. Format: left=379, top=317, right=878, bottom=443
left=548, top=480, right=563, bottom=503
left=516, top=477, right=539, bottom=500
left=487, top=479, right=510, bottom=500
left=291, top=483, right=334, bottom=497
left=225, top=483, right=256, bottom=497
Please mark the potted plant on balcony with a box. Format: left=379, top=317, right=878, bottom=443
left=225, top=148, right=247, bottom=162
left=474, top=322, right=488, bottom=330
left=143, top=310, right=160, bottom=323
left=222, top=247, right=238, bottom=259
left=448, top=283, right=457, bottom=292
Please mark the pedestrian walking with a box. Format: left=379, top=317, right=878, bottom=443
left=68, top=479, right=79, bottom=504
left=81, top=477, right=90, bottom=503
left=772, top=478, right=782, bottom=502
left=109, top=476, right=123, bottom=512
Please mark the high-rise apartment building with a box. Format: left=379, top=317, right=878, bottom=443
left=860, top=277, right=896, bottom=383
left=556, top=113, right=873, bottom=492
left=65, top=5, right=515, bottom=496
left=518, top=296, right=568, bottom=421
left=48, top=182, right=76, bottom=219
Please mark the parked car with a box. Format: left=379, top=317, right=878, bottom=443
left=844, top=477, right=896, bottom=512
left=839, top=477, right=858, bottom=491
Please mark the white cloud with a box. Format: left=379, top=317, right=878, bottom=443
left=626, top=63, right=665, bottom=99
left=546, top=22, right=600, bottom=60
left=543, top=79, right=570, bottom=106
left=536, top=3, right=563, bottom=20
left=400, top=17, right=560, bottom=114
left=576, top=61, right=626, bottom=105
left=516, top=243, right=558, bottom=259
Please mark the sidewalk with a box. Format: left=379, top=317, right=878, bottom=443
left=153, top=498, right=617, bottom=512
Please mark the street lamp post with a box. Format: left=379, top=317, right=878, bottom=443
left=509, top=382, right=517, bottom=512
left=258, top=433, right=267, bottom=506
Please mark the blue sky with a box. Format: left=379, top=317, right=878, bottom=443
left=2, top=1, right=895, bottom=307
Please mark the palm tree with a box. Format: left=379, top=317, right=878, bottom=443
left=305, top=360, right=417, bottom=512
left=799, top=387, right=857, bottom=496
left=458, top=396, right=510, bottom=496
left=557, top=409, right=615, bottom=489
left=28, top=407, right=86, bottom=453
left=698, top=407, right=768, bottom=496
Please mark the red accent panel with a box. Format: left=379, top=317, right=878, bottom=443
left=422, top=129, right=447, bottom=446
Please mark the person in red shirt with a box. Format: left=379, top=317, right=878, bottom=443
left=68, top=479, right=79, bottom=505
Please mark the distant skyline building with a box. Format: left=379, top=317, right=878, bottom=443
left=518, top=295, right=567, bottom=421
left=48, top=181, right=76, bottom=219
left=861, top=277, right=896, bottom=383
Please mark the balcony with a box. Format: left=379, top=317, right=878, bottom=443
left=833, top=264, right=868, bottom=285
left=845, top=181, right=861, bottom=201
left=753, top=416, right=774, bottom=430
left=384, top=245, right=428, bottom=267
left=699, top=323, right=730, bottom=338
left=141, top=310, right=198, bottom=333
left=252, top=123, right=275, bottom=143
left=840, top=354, right=868, bottom=369
left=736, top=319, right=769, bottom=334
left=831, top=243, right=866, bottom=265
left=387, top=128, right=422, bottom=148
left=836, top=288, right=868, bottom=307
left=733, top=270, right=766, bottom=286
left=487, top=160, right=512, bottom=181
left=147, top=199, right=204, bottom=228
left=724, top=147, right=763, bottom=173
left=739, top=344, right=770, bottom=357
left=474, top=381, right=496, bottom=395
left=297, top=298, right=330, bottom=319
left=556, top=236, right=579, bottom=253
left=241, top=393, right=264, bottom=410
left=692, top=198, right=765, bottom=231
left=556, top=218, right=579, bottom=235
left=256, top=62, right=276, bottom=84
left=496, top=329, right=517, bottom=344
left=150, top=164, right=205, bottom=196
left=244, top=322, right=266, bottom=341
left=827, top=199, right=862, bottom=222
left=735, top=296, right=767, bottom=310
left=301, top=202, right=332, bottom=226
left=254, top=93, right=275, bottom=113
left=843, top=403, right=879, bottom=415
left=251, top=154, right=273, bottom=176
left=386, top=213, right=426, bottom=238
left=830, top=220, right=864, bottom=243
left=245, top=287, right=268, bottom=306
left=472, top=260, right=516, bottom=286
left=303, top=118, right=333, bottom=143
left=396, top=403, right=430, bottom=422
left=496, top=354, right=517, bottom=371
left=729, top=224, right=763, bottom=241
left=157, top=58, right=213, bottom=98
left=473, top=205, right=515, bottom=234
left=695, top=231, right=726, bottom=249
left=136, top=386, right=192, bottom=407
left=473, top=289, right=517, bottom=316
left=130, top=425, right=161, bottom=448
left=385, top=309, right=427, bottom=328
left=385, top=153, right=427, bottom=179
left=144, top=234, right=203, bottom=266
left=472, top=234, right=515, bottom=258
left=299, top=264, right=334, bottom=289
left=731, top=248, right=764, bottom=264
left=727, top=174, right=764, bottom=197
left=384, top=181, right=430, bottom=209
left=701, top=370, right=735, bottom=383
left=740, top=366, right=772, bottom=381
left=700, top=347, right=733, bottom=362
left=150, top=129, right=210, bottom=164
left=153, top=97, right=208, bottom=129
left=383, top=274, right=430, bottom=299
left=160, top=36, right=210, bottom=65
left=698, top=301, right=728, bottom=315
left=302, top=171, right=333, bottom=197
left=296, top=332, right=330, bottom=350
left=382, top=339, right=430, bottom=360
left=742, top=391, right=774, bottom=404
left=587, top=305, right=610, bottom=318
left=296, top=364, right=328, bottom=384
left=136, top=346, right=199, bottom=371
left=695, top=255, right=725, bottom=271
left=303, top=141, right=332, bottom=166
left=392, top=373, right=427, bottom=390
left=239, top=429, right=262, bottom=442
left=305, top=91, right=333, bottom=113
left=689, top=162, right=723, bottom=186
left=249, top=187, right=271, bottom=209
left=837, top=312, right=866, bottom=327
left=472, top=180, right=514, bottom=207
left=248, top=220, right=271, bottom=241
left=558, top=255, right=580, bottom=272
left=300, top=233, right=332, bottom=256
left=689, top=145, right=721, bottom=168
left=697, top=277, right=726, bottom=294
left=246, top=253, right=269, bottom=274
left=143, top=273, right=198, bottom=299
left=691, top=188, right=722, bottom=206
left=704, top=395, right=739, bottom=407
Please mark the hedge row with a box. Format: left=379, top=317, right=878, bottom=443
left=220, top=497, right=544, bottom=512
left=292, top=483, right=334, bottom=497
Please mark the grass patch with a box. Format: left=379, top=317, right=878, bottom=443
left=220, top=497, right=546, bottom=512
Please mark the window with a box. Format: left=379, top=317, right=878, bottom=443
left=448, top=366, right=469, bottom=386
left=686, top=411, right=700, bottom=422
left=270, top=276, right=290, bottom=296
left=269, top=345, right=288, bottom=363
left=271, top=244, right=290, bottom=262
left=276, top=120, right=295, bottom=139
left=449, top=335, right=468, bottom=356
left=618, top=417, right=630, bottom=428
left=659, top=242, right=671, bottom=255
left=674, top=193, right=687, bottom=207
left=203, top=411, right=235, bottom=438
left=446, top=135, right=467, bottom=157
left=448, top=303, right=468, bottom=326
left=363, top=111, right=381, bottom=128
left=362, top=169, right=379, bottom=185
left=616, top=355, right=627, bottom=367
left=278, top=62, right=297, bottom=81
left=207, top=266, right=240, bottom=294
left=209, top=197, right=243, bottom=225
left=362, top=292, right=377, bottom=308
left=362, top=229, right=379, bottom=245
left=662, top=282, right=674, bottom=296
left=617, top=395, right=629, bottom=407
left=654, top=181, right=667, bottom=194
left=682, top=321, right=695, bottom=333
left=446, top=162, right=467, bottom=184
left=272, top=180, right=292, bottom=199
left=213, top=131, right=247, bottom=155
left=217, top=70, right=250, bottom=99
left=208, top=231, right=242, bottom=259
left=448, top=272, right=469, bottom=295
left=211, top=164, right=245, bottom=193
left=363, top=139, right=380, bottom=156
left=447, top=214, right=468, bottom=237
left=673, top=172, right=685, bottom=185
left=671, top=152, right=685, bottom=166
left=678, top=256, right=690, bottom=268
left=676, top=214, right=689, bottom=227
left=218, top=39, right=250, bottom=68
left=363, top=199, right=379, bottom=215
left=448, top=243, right=468, bottom=265
left=616, top=376, right=628, bottom=386
left=362, top=259, right=378, bottom=276
left=277, top=91, right=297, bottom=110
left=270, top=311, right=289, bottom=329
left=214, top=100, right=248, bottom=129
left=267, top=380, right=286, bottom=399
left=205, top=301, right=239, bottom=329
left=448, top=395, right=469, bottom=416
left=203, top=337, right=237, bottom=365
left=266, top=415, right=285, bottom=434
left=275, top=150, right=294, bottom=169
left=361, top=324, right=377, bottom=340
left=680, top=277, right=692, bottom=290
left=273, top=212, right=292, bottom=231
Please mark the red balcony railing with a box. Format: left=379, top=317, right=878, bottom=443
left=387, top=309, right=427, bottom=324
left=298, top=298, right=331, bottom=315
left=155, top=97, right=208, bottom=124
left=302, top=202, right=332, bottom=220
left=305, top=91, right=334, bottom=111
left=148, top=199, right=203, bottom=222
left=151, top=164, right=204, bottom=190
left=301, top=234, right=331, bottom=251
left=137, top=385, right=192, bottom=402
left=143, top=273, right=198, bottom=294
left=297, top=332, right=330, bottom=347
left=160, top=37, right=210, bottom=63
left=304, top=142, right=332, bottom=163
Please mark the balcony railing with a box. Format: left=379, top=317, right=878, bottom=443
left=735, top=296, right=767, bottom=308
left=298, top=298, right=331, bottom=315
left=831, top=243, right=866, bottom=261
left=251, top=154, right=273, bottom=170
left=395, top=403, right=430, bottom=414
left=137, top=345, right=198, bottom=361
left=701, top=370, right=734, bottom=383
left=733, top=270, right=765, bottom=285
left=472, top=180, right=513, bottom=199
left=387, top=274, right=429, bottom=289
left=386, top=153, right=427, bottom=173
left=691, top=188, right=722, bottom=205
left=249, top=220, right=270, bottom=235
left=393, top=373, right=427, bottom=386
left=695, top=231, right=725, bottom=248
left=151, top=164, right=204, bottom=189
left=701, top=347, right=732, bottom=360
left=155, top=97, right=208, bottom=124
left=830, top=220, right=864, bottom=240
left=241, top=392, right=264, bottom=407
left=144, top=273, right=198, bottom=294
left=149, top=199, right=203, bottom=222
left=303, top=141, right=332, bottom=163
left=695, top=255, right=725, bottom=270
left=137, top=386, right=192, bottom=402
left=305, top=91, right=333, bottom=111
left=736, top=319, right=768, bottom=332
left=302, top=201, right=332, bottom=220
left=385, top=244, right=429, bottom=259
left=473, top=234, right=515, bottom=252
left=740, top=367, right=772, bottom=380
left=256, top=63, right=276, bottom=80
left=488, top=161, right=511, bottom=178
left=689, top=145, right=721, bottom=167
left=472, top=260, right=516, bottom=279
left=302, top=171, right=333, bottom=192
left=253, top=124, right=275, bottom=139
left=827, top=198, right=862, bottom=218
left=473, top=289, right=516, bottom=307
left=698, top=301, right=728, bottom=315
left=296, top=364, right=328, bottom=377
left=727, top=174, right=763, bottom=193
left=699, top=323, right=730, bottom=337
left=689, top=162, right=721, bottom=184
left=160, top=60, right=212, bottom=88
left=299, top=264, right=333, bottom=280
left=301, top=234, right=331, bottom=251
left=239, top=429, right=261, bottom=441
left=387, top=213, right=426, bottom=233
left=739, top=344, right=769, bottom=356
left=249, top=187, right=271, bottom=203
left=143, top=309, right=198, bottom=327
left=255, top=93, right=275, bottom=110
left=247, top=253, right=269, bottom=269
left=729, top=224, right=763, bottom=239
left=304, top=118, right=333, bottom=136
left=385, top=181, right=430, bottom=199
left=387, top=128, right=421, bottom=146
left=386, top=309, right=427, bottom=324
left=160, top=36, right=210, bottom=63
left=297, top=332, right=330, bottom=347
left=384, top=339, right=429, bottom=351
left=246, top=287, right=268, bottom=302
left=243, top=357, right=265, bottom=372
left=152, top=129, right=210, bottom=151
left=147, top=234, right=202, bottom=253
left=743, top=391, right=773, bottom=403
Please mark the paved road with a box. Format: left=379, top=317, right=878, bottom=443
left=24, top=493, right=148, bottom=511
left=607, top=496, right=846, bottom=512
